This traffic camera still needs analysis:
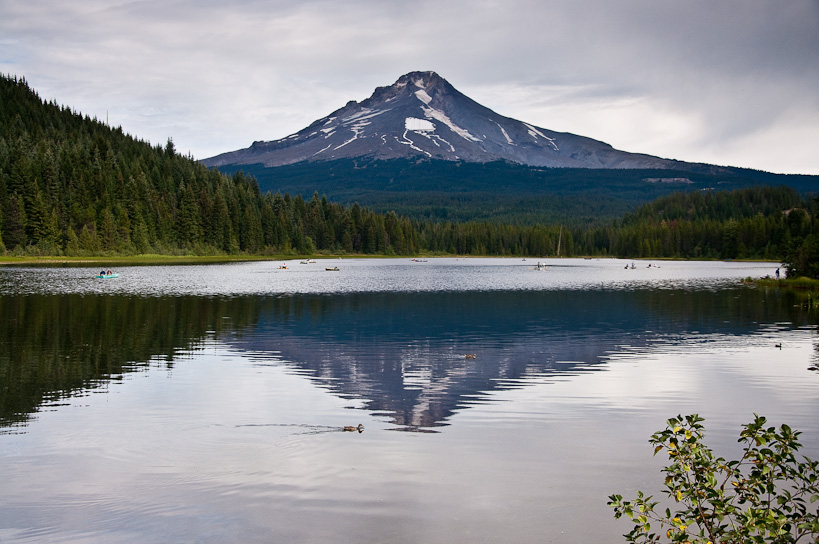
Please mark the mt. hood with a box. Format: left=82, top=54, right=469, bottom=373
left=203, top=71, right=693, bottom=170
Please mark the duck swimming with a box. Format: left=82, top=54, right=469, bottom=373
left=343, top=424, right=364, bottom=433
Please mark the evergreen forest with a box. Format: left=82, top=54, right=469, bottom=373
left=2, top=73, right=819, bottom=276
left=226, top=157, right=819, bottom=226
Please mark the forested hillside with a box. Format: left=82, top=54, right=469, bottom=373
left=398, top=185, right=816, bottom=263
left=0, top=74, right=418, bottom=256
left=586, top=186, right=814, bottom=260
left=221, top=157, right=819, bottom=226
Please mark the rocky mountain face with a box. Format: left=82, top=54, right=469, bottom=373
left=203, top=71, right=694, bottom=170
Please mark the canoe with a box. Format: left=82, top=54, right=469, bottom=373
left=95, top=273, right=119, bottom=279
left=325, top=267, right=340, bottom=271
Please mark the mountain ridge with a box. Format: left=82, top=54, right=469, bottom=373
left=203, top=71, right=715, bottom=171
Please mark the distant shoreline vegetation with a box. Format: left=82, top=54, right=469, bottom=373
left=2, top=74, right=819, bottom=277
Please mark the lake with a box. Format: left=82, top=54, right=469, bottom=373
left=1, top=258, right=817, bottom=543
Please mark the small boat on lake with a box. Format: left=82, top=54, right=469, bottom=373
left=325, top=266, right=340, bottom=271
left=95, top=273, right=119, bottom=279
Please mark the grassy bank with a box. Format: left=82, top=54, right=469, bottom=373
left=0, top=254, right=301, bottom=267
left=753, top=276, right=819, bottom=291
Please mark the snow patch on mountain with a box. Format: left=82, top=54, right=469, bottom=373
left=406, top=120, right=456, bottom=152
left=497, top=123, right=514, bottom=145
left=422, top=106, right=481, bottom=143
left=313, top=143, right=332, bottom=156
left=334, top=120, right=370, bottom=150
left=415, top=89, right=432, bottom=105
left=406, top=117, right=435, bottom=132
left=341, top=108, right=388, bottom=125
left=523, top=122, right=559, bottom=151
left=428, top=133, right=455, bottom=152
left=398, top=132, right=432, bottom=157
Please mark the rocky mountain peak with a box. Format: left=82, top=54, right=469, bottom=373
left=203, top=71, right=689, bottom=170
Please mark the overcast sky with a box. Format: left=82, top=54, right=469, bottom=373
left=2, top=0, right=817, bottom=174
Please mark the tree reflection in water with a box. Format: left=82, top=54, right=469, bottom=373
left=2, top=285, right=811, bottom=431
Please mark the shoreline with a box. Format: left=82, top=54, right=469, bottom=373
left=0, top=254, right=784, bottom=267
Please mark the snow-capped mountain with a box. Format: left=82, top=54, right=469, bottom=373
left=203, top=71, right=689, bottom=169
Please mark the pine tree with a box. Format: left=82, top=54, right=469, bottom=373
left=99, top=208, right=118, bottom=251
left=78, top=224, right=101, bottom=253
left=3, top=193, right=27, bottom=250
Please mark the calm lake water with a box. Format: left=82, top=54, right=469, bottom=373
left=1, top=258, right=817, bottom=543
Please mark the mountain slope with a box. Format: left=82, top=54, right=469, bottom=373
left=203, top=71, right=701, bottom=170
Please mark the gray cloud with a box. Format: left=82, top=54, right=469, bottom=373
left=1, top=0, right=817, bottom=174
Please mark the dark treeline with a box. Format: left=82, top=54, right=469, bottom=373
left=2, top=73, right=818, bottom=270
left=413, top=185, right=817, bottom=264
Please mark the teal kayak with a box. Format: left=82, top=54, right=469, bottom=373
left=95, top=273, right=119, bottom=279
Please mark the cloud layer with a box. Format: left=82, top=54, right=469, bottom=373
left=2, top=0, right=817, bottom=174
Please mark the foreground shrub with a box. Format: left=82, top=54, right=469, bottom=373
left=609, top=414, right=819, bottom=543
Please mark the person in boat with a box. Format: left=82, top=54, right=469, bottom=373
left=100, top=270, right=106, bottom=276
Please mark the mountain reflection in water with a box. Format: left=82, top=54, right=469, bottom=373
left=2, top=286, right=811, bottom=431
